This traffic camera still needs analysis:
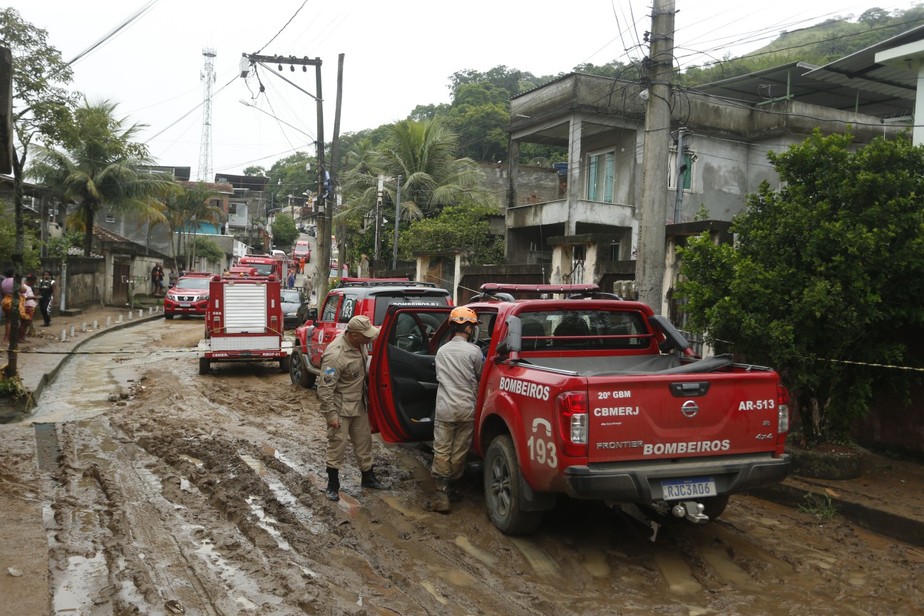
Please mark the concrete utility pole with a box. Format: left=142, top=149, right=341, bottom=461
left=636, top=0, right=676, bottom=314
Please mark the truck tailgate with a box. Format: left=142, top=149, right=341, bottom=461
left=587, top=371, right=782, bottom=464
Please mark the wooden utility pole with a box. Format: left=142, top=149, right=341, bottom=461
left=636, top=0, right=676, bottom=313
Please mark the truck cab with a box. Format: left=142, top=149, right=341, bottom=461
left=289, top=278, right=451, bottom=389
left=367, top=283, right=791, bottom=535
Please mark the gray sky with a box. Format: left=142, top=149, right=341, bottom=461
left=7, top=0, right=914, bottom=177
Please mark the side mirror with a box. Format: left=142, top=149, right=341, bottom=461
left=497, top=315, right=522, bottom=357
left=307, top=307, right=318, bottom=322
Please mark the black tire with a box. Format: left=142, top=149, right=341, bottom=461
left=702, top=494, right=730, bottom=520
left=279, top=354, right=291, bottom=374
left=165, top=313, right=174, bottom=320
left=483, top=435, right=543, bottom=535
left=289, top=348, right=316, bottom=388
left=198, top=357, right=210, bottom=375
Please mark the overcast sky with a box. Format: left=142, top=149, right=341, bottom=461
left=7, top=0, right=916, bottom=178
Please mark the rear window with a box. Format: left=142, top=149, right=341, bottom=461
left=281, top=289, right=302, bottom=303
left=372, top=292, right=450, bottom=324
left=519, top=309, right=651, bottom=351
left=243, top=262, right=274, bottom=276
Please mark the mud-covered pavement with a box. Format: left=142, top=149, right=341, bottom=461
left=1, top=319, right=923, bottom=615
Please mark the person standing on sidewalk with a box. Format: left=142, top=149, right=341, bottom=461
left=317, top=315, right=388, bottom=501
left=36, top=271, right=55, bottom=327
left=429, top=306, right=484, bottom=513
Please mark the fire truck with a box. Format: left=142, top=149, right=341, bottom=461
left=196, top=269, right=292, bottom=375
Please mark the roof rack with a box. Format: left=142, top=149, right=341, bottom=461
left=338, top=277, right=436, bottom=288
left=470, top=283, right=623, bottom=303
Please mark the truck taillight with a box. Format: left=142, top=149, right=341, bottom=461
left=777, top=384, right=791, bottom=434
left=556, top=391, right=588, bottom=457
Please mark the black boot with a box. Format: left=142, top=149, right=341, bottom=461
left=325, top=467, right=340, bottom=501
left=361, top=467, right=388, bottom=490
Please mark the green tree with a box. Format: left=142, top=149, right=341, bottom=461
left=193, top=236, right=224, bottom=266
left=271, top=213, right=298, bottom=249
left=376, top=118, right=494, bottom=219
left=1, top=8, right=76, bottom=378
left=265, top=151, right=315, bottom=215
left=677, top=131, right=924, bottom=444
left=399, top=202, right=504, bottom=265
left=29, top=99, right=174, bottom=256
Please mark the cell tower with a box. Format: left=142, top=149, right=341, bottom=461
left=197, top=48, right=217, bottom=182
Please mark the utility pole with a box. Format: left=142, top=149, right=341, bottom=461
left=319, top=54, right=344, bottom=301
left=239, top=52, right=327, bottom=295
left=636, top=0, right=676, bottom=313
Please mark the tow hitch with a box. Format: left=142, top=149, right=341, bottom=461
left=618, top=501, right=711, bottom=542
left=672, top=500, right=710, bottom=524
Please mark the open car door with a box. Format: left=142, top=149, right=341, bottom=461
left=368, top=305, right=451, bottom=443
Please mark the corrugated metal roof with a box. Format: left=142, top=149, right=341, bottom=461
left=692, top=25, right=924, bottom=119
left=695, top=60, right=913, bottom=118
left=804, top=23, right=924, bottom=110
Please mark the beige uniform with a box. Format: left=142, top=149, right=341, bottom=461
left=317, top=334, right=373, bottom=471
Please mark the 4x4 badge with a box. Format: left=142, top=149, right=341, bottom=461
left=681, top=400, right=699, bottom=418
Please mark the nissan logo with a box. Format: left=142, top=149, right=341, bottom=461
left=681, top=400, right=699, bottom=418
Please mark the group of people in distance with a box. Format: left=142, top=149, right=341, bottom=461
left=1, top=269, right=56, bottom=342
left=318, top=306, right=483, bottom=514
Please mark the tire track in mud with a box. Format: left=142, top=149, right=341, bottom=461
left=31, top=320, right=923, bottom=615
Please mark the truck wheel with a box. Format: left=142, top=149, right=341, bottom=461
left=702, top=494, right=729, bottom=520
left=484, top=435, right=543, bottom=535
left=279, top=354, right=291, bottom=374
left=198, top=358, right=210, bottom=375
left=289, top=349, right=316, bottom=388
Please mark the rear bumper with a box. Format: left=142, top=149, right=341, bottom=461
left=562, top=453, right=791, bottom=503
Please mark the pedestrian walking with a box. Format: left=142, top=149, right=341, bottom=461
left=429, top=306, right=484, bottom=513
left=36, top=270, right=55, bottom=327
left=317, top=315, right=388, bottom=501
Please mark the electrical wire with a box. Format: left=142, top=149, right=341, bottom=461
left=66, top=0, right=160, bottom=66
left=254, top=0, right=310, bottom=55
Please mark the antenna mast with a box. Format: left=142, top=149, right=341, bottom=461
left=198, top=47, right=217, bottom=182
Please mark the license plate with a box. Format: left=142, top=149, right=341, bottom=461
left=180, top=303, right=191, bottom=307
left=661, top=477, right=717, bottom=500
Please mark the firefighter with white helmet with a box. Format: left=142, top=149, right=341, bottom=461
left=429, top=306, right=484, bottom=513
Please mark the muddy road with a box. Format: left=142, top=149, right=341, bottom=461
left=1, top=319, right=922, bottom=615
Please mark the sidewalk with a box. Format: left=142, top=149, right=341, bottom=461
left=1, top=304, right=163, bottom=417
left=2, top=303, right=923, bottom=547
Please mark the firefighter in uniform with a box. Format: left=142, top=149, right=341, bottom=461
left=430, top=306, right=484, bottom=513
left=317, top=315, right=388, bottom=501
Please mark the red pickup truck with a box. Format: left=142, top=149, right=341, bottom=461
left=367, top=283, right=791, bottom=536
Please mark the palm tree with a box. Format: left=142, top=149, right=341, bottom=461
left=339, top=119, right=493, bottom=228
left=377, top=118, right=494, bottom=220
left=165, top=183, right=223, bottom=270
left=28, top=99, right=175, bottom=256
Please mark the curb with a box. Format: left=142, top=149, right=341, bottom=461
left=5, top=313, right=164, bottom=420
left=747, top=482, right=924, bottom=547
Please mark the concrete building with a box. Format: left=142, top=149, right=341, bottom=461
left=504, top=26, right=924, bottom=315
